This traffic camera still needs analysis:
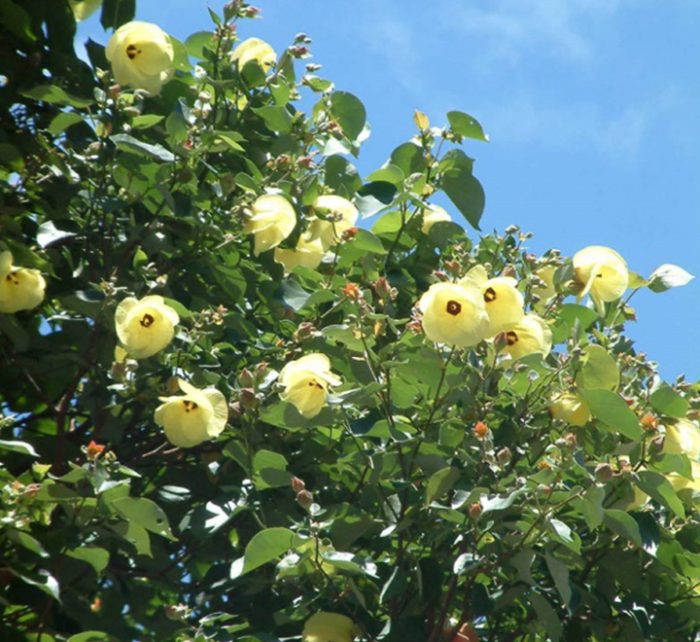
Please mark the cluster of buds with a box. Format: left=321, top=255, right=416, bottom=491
left=237, top=362, right=270, bottom=411
left=201, top=304, right=228, bottom=326
left=292, top=476, right=313, bottom=510
left=293, top=321, right=317, bottom=343
left=374, top=276, right=398, bottom=303
left=289, top=44, right=310, bottom=58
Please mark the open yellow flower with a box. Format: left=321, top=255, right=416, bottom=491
left=422, top=204, right=451, bottom=234
left=573, top=246, right=628, bottom=310
left=0, top=251, right=46, bottom=313
left=106, top=21, right=174, bottom=95
left=244, top=194, right=297, bottom=256
left=499, top=314, right=552, bottom=360
left=662, top=419, right=700, bottom=460
left=115, top=295, right=179, bottom=359
left=302, top=612, right=359, bottom=642
left=68, top=0, right=101, bottom=21
left=307, top=195, right=358, bottom=251
left=155, top=379, right=228, bottom=448
left=418, top=281, right=489, bottom=347
left=460, top=265, right=524, bottom=337
left=279, top=353, right=341, bottom=418
left=231, top=37, right=276, bottom=73
left=549, top=392, right=591, bottom=427
left=274, top=234, right=325, bottom=274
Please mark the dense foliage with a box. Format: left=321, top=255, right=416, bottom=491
left=1, top=2, right=699, bottom=641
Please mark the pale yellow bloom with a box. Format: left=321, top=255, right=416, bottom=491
left=533, top=265, right=557, bottom=303
left=307, top=195, right=358, bottom=251
left=460, top=265, right=524, bottom=337
left=114, top=295, right=179, bottom=359
left=421, top=204, right=451, bottom=234
left=0, top=251, right=46, bottom=313
left=244, top=194, right=297, bottom=255
left=279, top=353, right=341, bottom=418
left=667, top=461, right=700, bottom=495
left=302, top=612, right=359, bottom=642
left=500, top=314, right=552, bottom=360
left=274, top=234, right=325, bottom=274
left=68, top=0, right=101, bottom=21
left=663, top=419, right=700, bottom=461
left=155, top=379, right=227, bottom=448
left=231, top=37, right=276, bottom=73
left=106, top=21, right=174, bottom=95
left=573, top=246, right=628, bottom=309
left=549, top=392, right=591, bottom=427
left=418, top=281, right=489, bottom=347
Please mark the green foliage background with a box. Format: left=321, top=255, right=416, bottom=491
left=1, top=1, right=699, bottom=641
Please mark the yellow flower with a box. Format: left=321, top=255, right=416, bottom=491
left=0, top=251, right=46, bottom=313
left=244, top=194, right=297, bottom=256
left=549, top=392, right=591, bottom=427
left=418, top=281, right=489, bottom=347
left=231, top=37, right=276, bottom=73
left=302, top=612, right=359, bottom=642
left=573, top=246, right=628, bottom=310
left=533, top=265, right=557, bottom=304
left=307, top=195, right=358, bottom=251
left=68, top=0, right=101, bottom=21
left=667, top=461, right=700, bottom=495
left=279, top=353, right=341, bottom=419
left=499, top=314, right=552, bottom=360
left=106, top=21, right=174, bottom=95
left=114, top=295, right=179, bottom=359
left=663, top=419, right=700, bottom=460
left=274, top=234, right=325, bottom=274
left=422, top=204, right=451, bottom=234
left=460, top=265, right=524, bottom=337
left=155, top=379, right=228, bottom=448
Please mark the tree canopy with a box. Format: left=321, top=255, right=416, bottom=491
left=0, top=2, right=698, bottom=641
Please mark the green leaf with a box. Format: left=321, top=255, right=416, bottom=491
left=185, top=30, right=215, bottom=58
left=530, top=592, right=563, bottom=641
left=351, top=229, right=386, bottom=255
left=549, top=518, right=581, bottom=553
left=648, top=263, right=694, bottom=293
left=278, top=279, right=310, bottom=312
left=390, top=142, right=426, bottom=175
left=230, top=528, right=302, bottom=578
left=100, top=0, right=135, bottom=29
left=439, top=149, right=485, bottom=230
left=13, top=568, right=60, bottom=601
left=111, top=134, right=175, bottom=162
left=7, top=529, right=48, bottom=557
left=48, top=112, right=83, bottom=136
left=20, top=85, right=92, bottom=108
left=252, top=106, right=293, bottom=134
left=330, top=91, right=366, bottom=140
left=636, top=470, right=685, bottom=519
left=447, top=110, right=489, bottom=142
left=545, top=553, right=572, bottom=608
left=604, top=509, right=642, bottom=547
left=68, top=632, right=120, bottom=642
left=367, top=164, right=404, bottom=185
left=581, top=389, right=642, bottom=441
left=322, top=551, right=378, bottom=577
left=37, top=221, right=76, bottom=248
left=354, top=181, right=397, bottom=219
left=0, top=0, right=36, bottom=42
left=325, top=155, right=361, bottom=195
left=131, top=115, right=165, bottom=130
left=112, top=497, right=176, bottom=540
left=650, top=384, right=689, bottom=419
left=425, top=467, right=460, bottom=506
left=0, top=439, right=38, bottom=456
left=253, top=450, right=291, bottom=490
left=110, top=521, right=151, bottom=557
left=575, top=485, right=605, bottom=530
left=552, top=304, right=598, bottom=343
left=576, top=344, right=620, bottom=391
left=66, top=547, right=110, bottom=574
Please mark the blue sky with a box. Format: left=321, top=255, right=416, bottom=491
left=78, top=0, right=700, bottom=381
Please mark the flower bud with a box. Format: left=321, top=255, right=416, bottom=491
left=474, top=421, right=489, bottom=439
left=595, top=463, right=614, bottom=482
left=291, top=476, right=306, bottom=493
left=468, top=502, right=483, bottom=520
left=496, top=447, right=512, bottom=465
left=228, top=401, right=243, bottom=420
left=90, top=597, right=102, bottom=613
left=640, top=414, right=658, bottom=431
left=342, top=282, right=361, bottom=300
left=239, top=387, right=258, bottom=410
left=238, top=368, right=255, bottom=388
left=296, top=489, right=314, bottom=509
left=505, top=225, right=519, bottom=235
